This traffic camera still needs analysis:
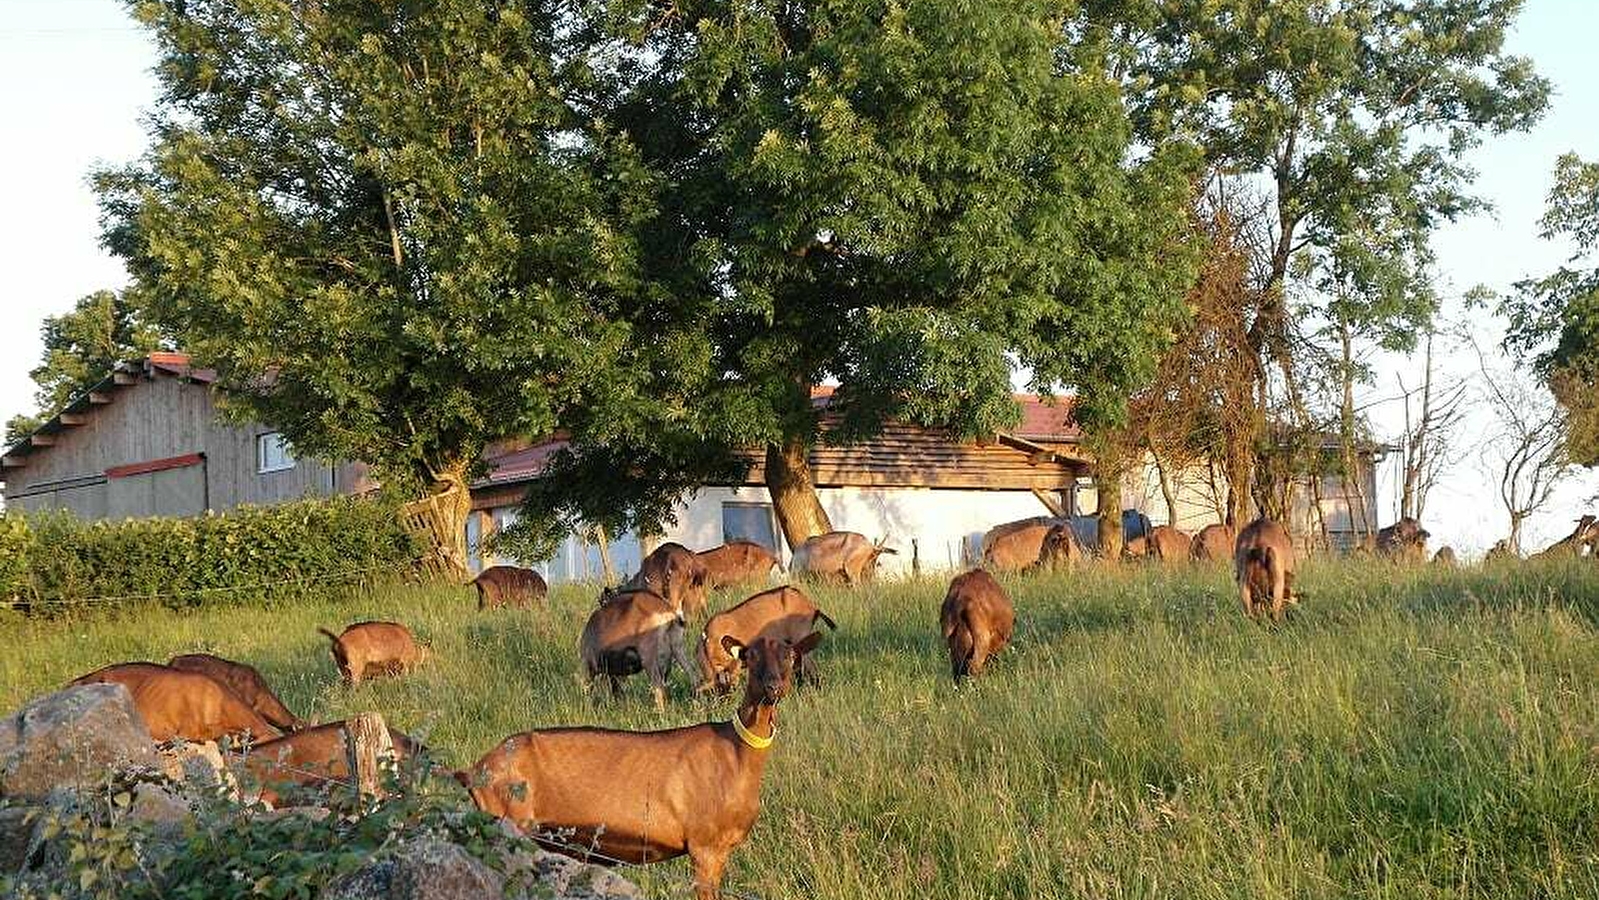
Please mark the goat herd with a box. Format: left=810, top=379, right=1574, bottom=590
left=50, top=511, right=1516, bottom=899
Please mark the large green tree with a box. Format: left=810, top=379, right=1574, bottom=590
left=521, top=0, right=1202, bottom=549
left=5, top=290, right=163, bottom=445
left=1504, top=153, right=1599, bottom=466
left=97, top=0, right=658, bottom=571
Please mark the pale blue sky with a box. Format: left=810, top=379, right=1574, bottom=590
left=1, top=0, right=1595, bottom=552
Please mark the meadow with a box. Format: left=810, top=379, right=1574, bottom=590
left=4, top=558, right=1599, bottom=899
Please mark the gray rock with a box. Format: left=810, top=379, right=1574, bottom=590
left=129, top=782, right=189, bottom=824
left=321, top=837, right=505, bottom=900
left=0, top=805, right=39, bottom=874
left=159, top=740, right=236, bottom=799
left=256, top=805, right=330, bottom=823
left=0, top=684, right=158, bottom=801
left=504, top=846, right=643, bottom=899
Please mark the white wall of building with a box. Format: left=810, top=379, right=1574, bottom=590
left=474, top=483, right=1063, bottom=583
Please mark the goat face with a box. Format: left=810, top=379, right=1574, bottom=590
left=726, top=633, right=821, bottom=707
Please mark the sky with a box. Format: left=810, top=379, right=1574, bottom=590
left=1, top=0, right=1596, bottom=554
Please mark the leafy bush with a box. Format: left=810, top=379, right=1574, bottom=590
left=12, top=495, right=420, bottom=612
left=0, top=512, right=34, bottom=598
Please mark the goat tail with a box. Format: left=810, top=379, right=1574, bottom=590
left=317, top=627, right=340, bottom=645
left=813, top=610, right=838, bottom=631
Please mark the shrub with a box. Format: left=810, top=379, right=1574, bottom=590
left=0, top=512, right=34, bottom=598
left=13, top=494, right=421, bottom=612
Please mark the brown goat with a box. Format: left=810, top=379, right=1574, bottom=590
left=696, top=541, right=781, bottom=589
left=1190, top=523, right=1236, bottom=562
left=318, top=622, right=429, bottom=686
left=238, top=720, right=427, bottom=806
left=1433, top=545, right=1459, bottom=566
left=580, top=588, right=694, bottom=711
left=982, top=517, right=1062, bottom=571
left=1375, top=517, right=1431, bottom=562
left=790, top=531, right=896, bottom=584
left=1531, top=514, right=1599, bottom=559
left=939, top=569, right=1014, bottom=683
left=460, top=633, right=821, bottom=900
left=74, top=663, right=280, bottom=742
left=698, top=585, right=835, bottom=694
left=473, top=564, right=549, bottom=610
left=1234, top=518, right=1296, bottom=622
left=168, top=653, right=305, bottom=732
left=1029, top=523, right=1086, bottom=572
left=624, top=542, right=711, bottom=618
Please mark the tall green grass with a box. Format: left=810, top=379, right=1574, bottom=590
left=4, top=559, right=1598, bottom=898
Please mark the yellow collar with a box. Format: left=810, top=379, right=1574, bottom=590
left=732, top=711, right=774, bottom=750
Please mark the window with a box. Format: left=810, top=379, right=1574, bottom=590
left=722, top=501, right=779, bottom=553
left=256, top=432, right=295, bottom=473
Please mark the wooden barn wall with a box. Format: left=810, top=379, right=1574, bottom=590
left=3, top=374, right=358, bottom=518
left=734, top=423, right=1082, bottom=490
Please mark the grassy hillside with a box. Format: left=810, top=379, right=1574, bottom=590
left=4, top=559, right=1599, bottom=899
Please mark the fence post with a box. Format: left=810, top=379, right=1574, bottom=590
left=344, top=711, right=395, bottom=802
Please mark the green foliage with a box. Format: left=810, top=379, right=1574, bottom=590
left=12, top=495, right=418, bottom=612
left=96, top=0, right=655, bottom=493
left=5, top=561, right=1599, bottom=897
left=4, top=289, right=164, bottom=446
left=527, top=0, right=1203, bottom=534
left=0, top=763, right=547, bottom=900
left=1503, top=153, right=1599, bottom=465
left=1097, top=0, right=1548, bottom=357
left=0, top=513, right=34, bottom=598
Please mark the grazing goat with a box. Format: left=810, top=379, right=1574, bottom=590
left=580, top=588, right=694, bottom=711
left=1189, top=524, right=1236, bottom=562
left=318, top=622, right=429, bottom=685
left=624, top=542, right=711, bottom=618
left=1432, top=546, right=1459, bottom=566
left=981, top=517, right=1063, bottom=571
left=239, top=720, right=427, bottom=806
left=1124, top=525, right=1191, bottom=563
left=1234, top=518, right=1296, bottom=622
left=939, top=569, right=1014, bottom=683
left=472, top=564, right=549, bottom=610
left=1029, top=523, right=1086, bottom=572
left=696, top=541, right=781, bottom=589
left=698, top=585, right=835, bottom=694
left=459, top=633, right=821, bottom=900
left=74, top=663, right=280, bottom=742
left=168, top=653, right=305, bottom=732
left=1531, top=515, right=1599, bottom=559
left=790, top=531, right=896, bottom=584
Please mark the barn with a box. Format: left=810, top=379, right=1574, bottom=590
left=467, top=391, right=1092, bottom=581
left=0, top=353, right=371, bottom=517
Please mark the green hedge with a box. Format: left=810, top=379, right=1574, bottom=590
left=0, top=513, right=34, bottom=599
left=11, top=494, right=421, bottom=611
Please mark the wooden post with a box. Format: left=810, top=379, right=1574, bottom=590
left=344, top=712, right=395, bottom=802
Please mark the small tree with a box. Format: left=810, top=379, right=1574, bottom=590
left=1395, top=326, right=1470, bottom=522
left=5, top=290, right=163, bottom=445
left=1504, top=153, right=1599, bottom=466
left=1472, top=336, right=1573, bottom=554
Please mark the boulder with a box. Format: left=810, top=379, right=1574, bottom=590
left=129, top=782, right=189, bottom=824
left=321, top=837, right=504, bottom=900
left=0, top=684, right=158, bottom=801
left=158, top=740, right=235, bottom=797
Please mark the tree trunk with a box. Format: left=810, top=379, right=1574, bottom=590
left=592, top=525, right=616, bottom=586
left=1150, top=449, right=1179, bottom=525
left=1096, top=471, right=1124, bottom=560
left=431, top=459, right=473, bottom=582
left=1508, top=514, right=1525, bottom=557
left=766, top=436, right=832, bottom=552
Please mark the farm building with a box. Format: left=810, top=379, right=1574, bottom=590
left=2, top=354, right=1392, bottom=577
left=0, top=353, right=371, bottom=518
left=467, top=392, right=1093, bottom=581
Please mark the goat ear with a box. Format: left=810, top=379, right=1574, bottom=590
left=721, top=635, right=745, bottom=659
left=793, top=630, right=824, bottom=656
